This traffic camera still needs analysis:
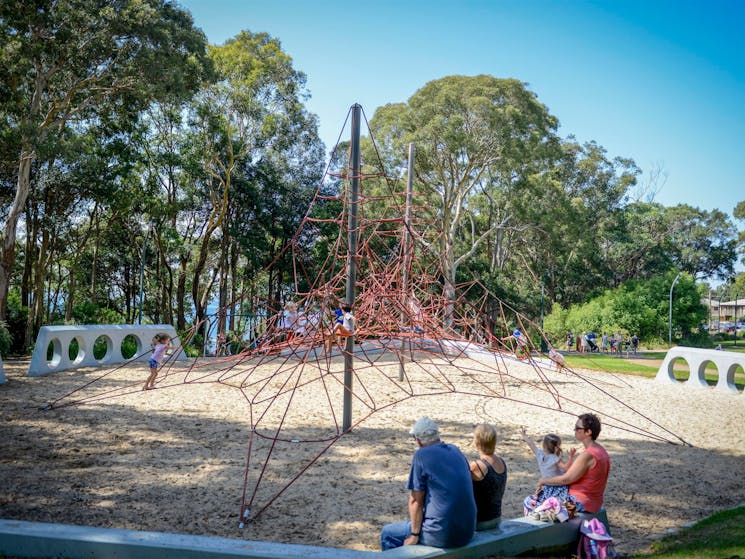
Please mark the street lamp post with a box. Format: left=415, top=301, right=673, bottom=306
left=668, top=273, right=681, bottom=345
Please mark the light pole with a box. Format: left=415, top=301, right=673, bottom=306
left=668, top=273, right=681, bottom=345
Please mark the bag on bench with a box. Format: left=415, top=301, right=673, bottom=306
left=577, top=517, right=617, bottom=558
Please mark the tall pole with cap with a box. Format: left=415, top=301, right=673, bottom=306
left=399, top=143, right=415, bottom=382
left=342, top=104, right=361, bottom=432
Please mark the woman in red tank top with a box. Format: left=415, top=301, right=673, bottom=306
left=535, top=413, right=610, bottom=513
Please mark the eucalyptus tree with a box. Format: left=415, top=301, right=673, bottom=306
left=0, top=0, right=209, bottom=320
left=665, top=204, right=737, bottom=281
left=183, top=30, right=324, bottom=335
left=735, top=200, right=745, bottom=267
left=370, top=75, right=560, bottom=315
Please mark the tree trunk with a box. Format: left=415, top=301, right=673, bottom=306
left=217, top=230, right=229, bottom=337
left=66, top=268, right=76, bottom=322
left=27, top=228, right=50, bottom=348
left=0, top=150, right=34, bottom=320
left=229, top=239, right=239, bottom=333
left=176, top=255, right=187, bottom=331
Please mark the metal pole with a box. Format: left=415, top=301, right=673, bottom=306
left=137, top=224, right=151, bottom=325
left=342, top=104, right=361, bottom=432
left=399, top=143, right=415, bottom=381
left=668, top=273, right=681, bottom=345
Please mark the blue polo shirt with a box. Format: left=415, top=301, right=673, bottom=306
left=408, top=442, right=476, bottom=548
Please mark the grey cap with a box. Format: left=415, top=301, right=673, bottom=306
left=410, top=417, right=439, bottom=440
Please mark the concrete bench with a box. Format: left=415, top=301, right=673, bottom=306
left=385, top=509, right=609, bottom=558
left=0, top=510, right=608, bottom=559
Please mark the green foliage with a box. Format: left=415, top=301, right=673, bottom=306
left=71, top=302, right=125, bottom=325
left=542, top=302, right=569, bottom=341
left=5, top=291, right=28, bottom=354
left=93, top=337, right=110, bottom=360
left=0, top=320, right=11, bottom=357
left=121, top=335, right=139, bottom=359
left=544, top=272, right=707, bottom=345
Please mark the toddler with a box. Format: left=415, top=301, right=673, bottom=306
left=520, top=427, right=575, bottom=513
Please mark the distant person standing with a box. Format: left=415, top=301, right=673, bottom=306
left=380, top=417, right=476, bottom=550
left=631, top=333, right=639, bottom=354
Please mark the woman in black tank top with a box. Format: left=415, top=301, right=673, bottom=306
left=470, top=424, right=507, bottom=530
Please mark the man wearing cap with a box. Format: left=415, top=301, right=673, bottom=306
left=380, top=417, right=476, bottom=550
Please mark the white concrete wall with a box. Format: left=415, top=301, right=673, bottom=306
left=28, top=324, right=185, bottom=377
left=655, top=346, right=745, bottom=394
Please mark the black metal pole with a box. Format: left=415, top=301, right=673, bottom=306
left=342, top=104, right=361, bottom=432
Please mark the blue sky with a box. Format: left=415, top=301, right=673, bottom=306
left=177, top=0, right=744, bottom=219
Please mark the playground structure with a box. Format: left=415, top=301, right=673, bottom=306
left=28, top=324, right=185, bottom=377
left=655, top=345, right=745, bottom=394
left=38, top=104, right=689, bottom=534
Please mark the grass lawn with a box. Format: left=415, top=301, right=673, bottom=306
left=563, top=352, right=658, bottom=376
left=628, top=505, right=745, bottom=559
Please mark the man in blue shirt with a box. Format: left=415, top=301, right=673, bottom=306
left=380, top=417, right=476, bottom=550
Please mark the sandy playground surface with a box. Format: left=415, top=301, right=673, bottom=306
left=1, top=350, right=744, bottom=557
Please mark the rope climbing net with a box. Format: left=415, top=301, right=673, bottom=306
left=46, top=105, right=689, bottom=527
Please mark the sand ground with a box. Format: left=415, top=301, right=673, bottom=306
left=1, top=354, right=744, bottom=556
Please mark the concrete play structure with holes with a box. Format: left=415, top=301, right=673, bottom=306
left=655, top=346, right=745, bottom=394
left=27, top=324, right=185, bottom=377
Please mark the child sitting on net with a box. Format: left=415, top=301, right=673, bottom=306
left=325, top=303, right=355, bottom=352
left=520, top=427, right=576, bottom=514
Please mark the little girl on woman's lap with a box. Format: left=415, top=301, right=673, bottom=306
left=520, top=427, right=575, bottom=513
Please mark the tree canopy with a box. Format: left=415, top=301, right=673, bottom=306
left=0, top=5, right=742, bottom=356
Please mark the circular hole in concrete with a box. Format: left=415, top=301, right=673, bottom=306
left=702, top=360, right=718, bottom=386
left=121, top=334, right=140, bottom=360
left=670, top=356, right=689, bottom=383
left=46, top=338, right=62, bottom=368
left=94, top=335, right=112, bottom=362
left=70, top=336, right=87, bottom=365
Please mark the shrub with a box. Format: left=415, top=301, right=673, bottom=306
left=0, top=320, right=11, bottom=357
